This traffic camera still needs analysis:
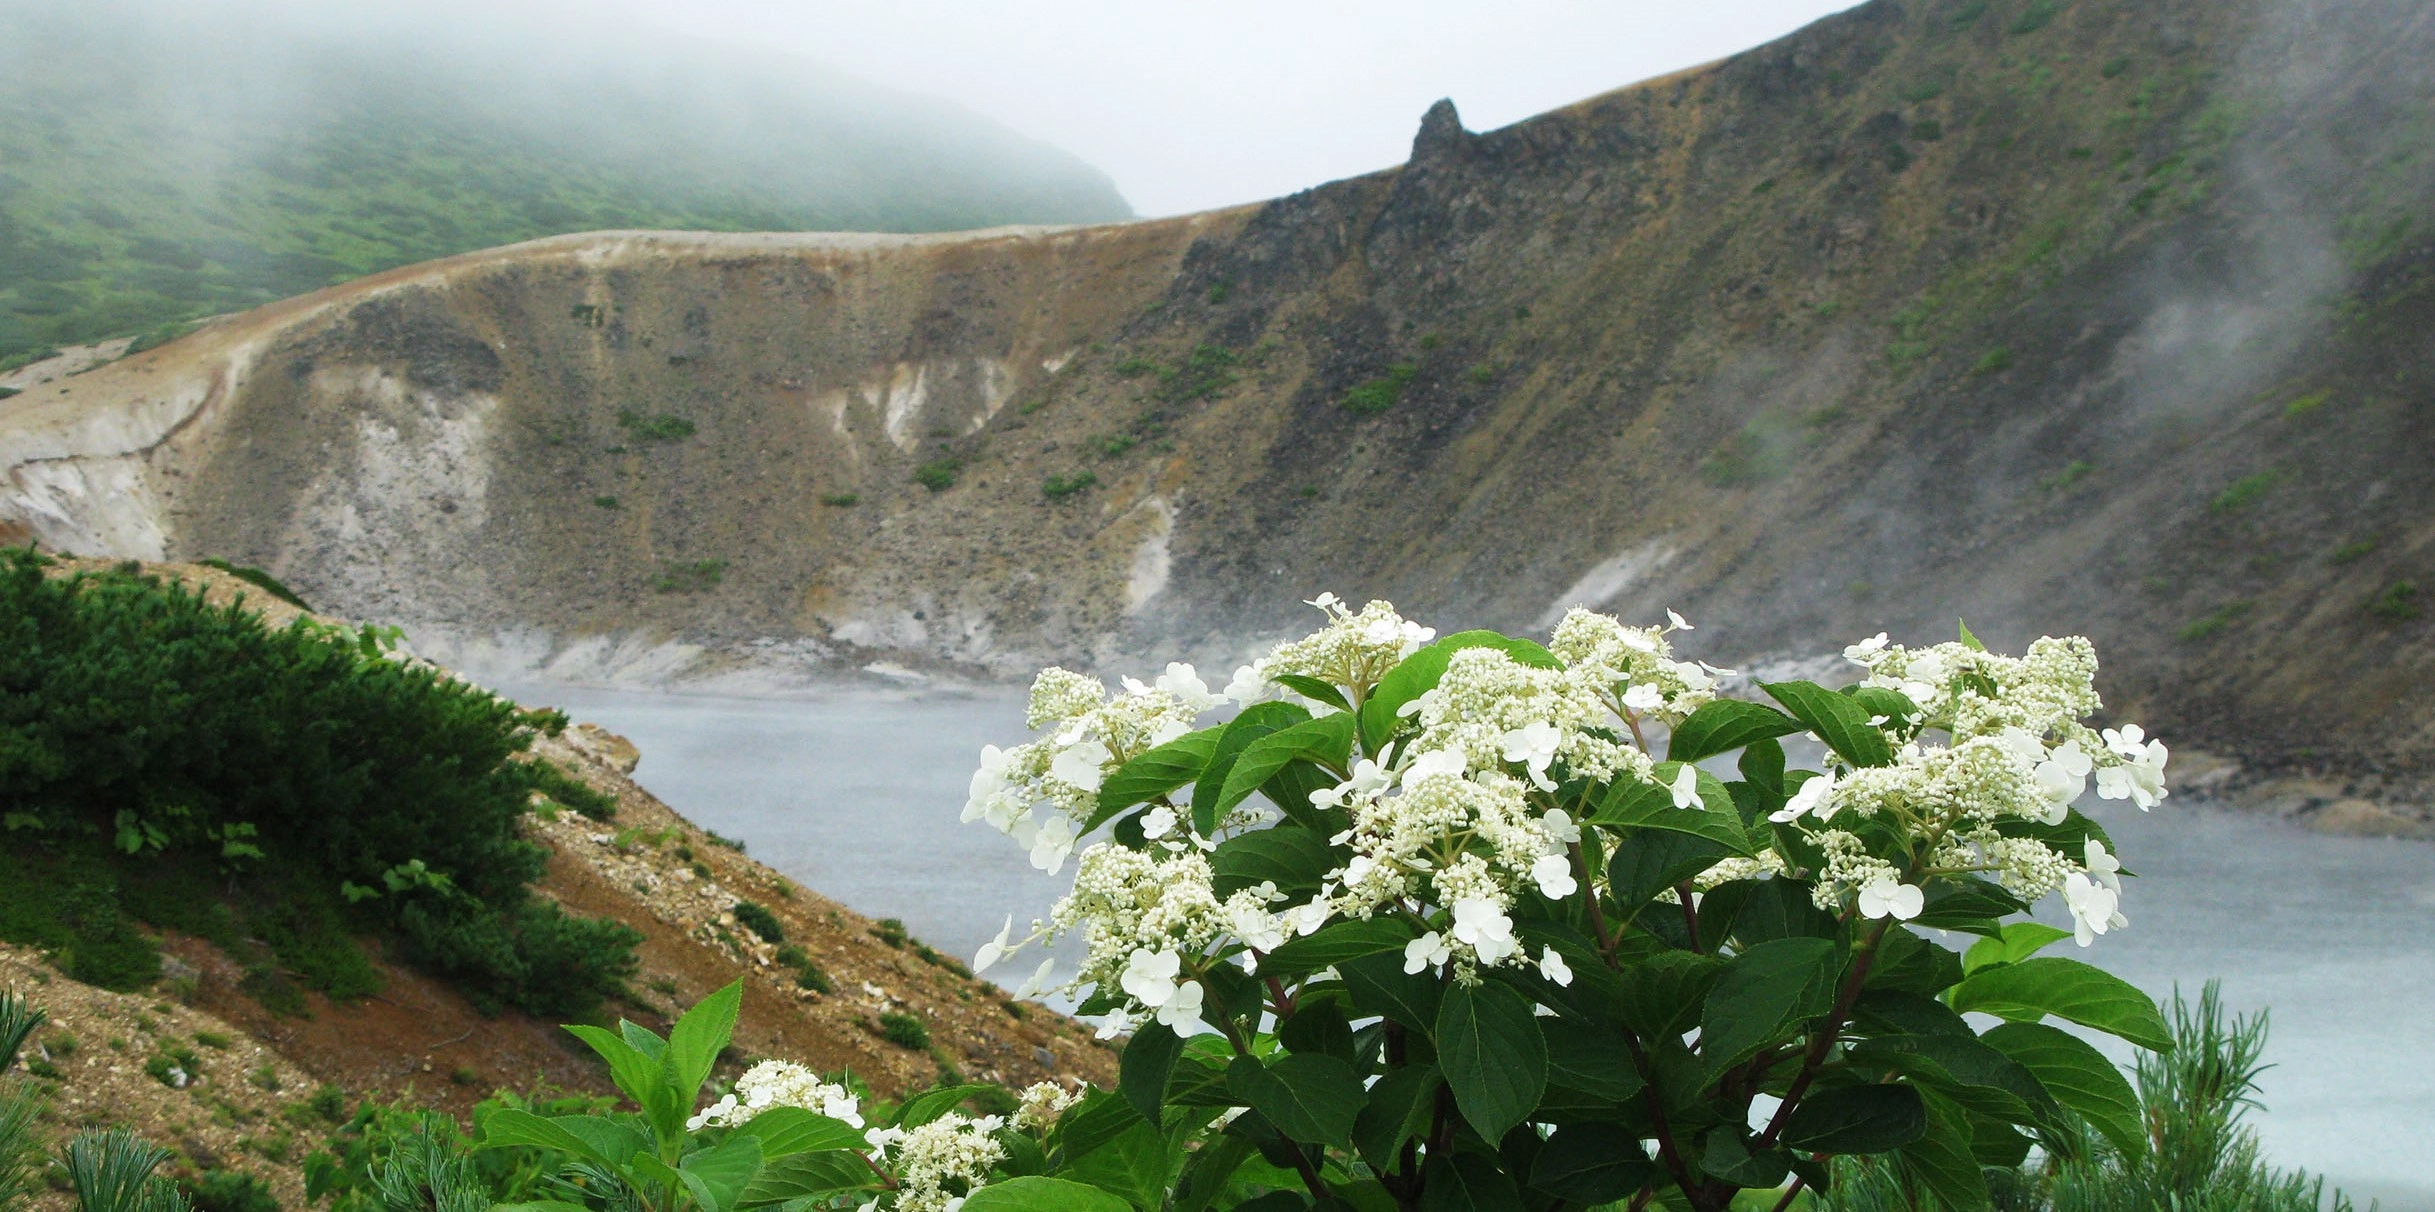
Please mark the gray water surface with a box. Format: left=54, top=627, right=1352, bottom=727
left=514, top=685, right=2434, bottom=1208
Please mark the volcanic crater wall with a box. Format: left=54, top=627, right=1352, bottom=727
left=3, top=0, right=2434, bottom=793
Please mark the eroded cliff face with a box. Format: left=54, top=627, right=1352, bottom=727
left=4, top=0, right=2434, bottom=794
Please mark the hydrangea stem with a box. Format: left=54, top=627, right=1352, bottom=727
left=1755, top=918, right=1895, bottom=1151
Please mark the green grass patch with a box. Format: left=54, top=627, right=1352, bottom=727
left=2367, top=580, right=2420, bottom=622
left=2210, top=471, right=2280, bottom=513
left=912, top=457, right=963, bottom=492
left=0, top=348, right=60, bottom=375
left=1341, top=363, right=1419, bottom=415
left=2282, top=390, right=2332, bottom=419
left=2009, top=0, right=2064, bottom=36
left=2329, top=538, right=2377, bottom=564
left=1095, top=433, right=1136, bottom=457
left=2178, top=600, right=2255, bottom=641
left=1970, top=347, right=2014, bottom=375
left=1042, top=471, right=1097, bottom=499
left=2041, top=460, right=2095, bottom=491
left=649, top=559, right=726, bottom=594
left=125, top=321, right=197, bottom=356
left=1156, top=344, right=1238, bottom=404
left=615, top=410, right=696, bottom=444
left=591, top=496, right=619, bottom=510
left=1700, top=430, right=1783, bottom=487
left=819, top=492, right=860, bottom=507
left=195, top=558, right=310, bottom=610
left=874, top=918, right=908, bottom=948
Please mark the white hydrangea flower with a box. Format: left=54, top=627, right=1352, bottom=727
left=876, top=1112, right=1007, bottom=1212
left=2061, top=871, right=2127, bottom=946
left=690, top=1060, right=863, bottom=1131
left=1529, top=852, right=1578, bottom=899
left=1856, top=876, right=1924, bottom=921
left=1537, top=946, right=1575, bottom=987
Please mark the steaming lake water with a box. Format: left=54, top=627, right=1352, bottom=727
left=509, top=684, right=2435, bottom=1209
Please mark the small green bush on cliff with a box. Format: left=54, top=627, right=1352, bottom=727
left=0, top=550, right=637, bottom=1017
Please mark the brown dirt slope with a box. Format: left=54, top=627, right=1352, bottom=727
left=3, top=0, right=2433, bottom=813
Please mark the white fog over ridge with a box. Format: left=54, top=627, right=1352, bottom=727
left=503, top=683, right=2435, bottom=1211
left=619, top=0, right=1867, bottom=216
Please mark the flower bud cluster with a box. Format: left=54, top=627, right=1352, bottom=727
left=1046, top=843, right=1288, bottom=1034
left=864, top=1112, right=1006, bottom=1212
left=685, top=1060, right=862, bottom=1131
left=1012, top=1081, right=1081, bottom=1132
left=1406, top=646, right=1648, bottom=789
left=1771, top=633, right=2170, bottom=942
left=1225, top=594, right=1435, bottom=703
left=1548, top=607, right=1721, bottom=724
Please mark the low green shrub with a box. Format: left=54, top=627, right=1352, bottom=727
left=0, top=551, right=638, bottom=1018
left=2211, top=470, right=2280, bottom=513
left=524, top=761, right=616, bottom=821
left=877, top=1012, right=929, bottom=1051
left=0, top=347, right=59, bottom=375
left=2179, top=600, right=2256, bottom=641
left=125, top=322, right=195, bottom=356
left=731, top=901, right=784, bottom=944
left=912, top=458, right=962, bottom=492
left=196, top=559, right=310, bottom=610
left=649, top=559, right=726, bottom=594
left=2368, top=579, right=2419, bottom=621
left=818, top=492, right=860, bottom=507
left=1042, top=471, right=1096, bottom=499
left=615, top=410, right=696, bottom=444
left=182, top=1169, right=278, bottom=1212
left=873, top=918, right=907, bottom=948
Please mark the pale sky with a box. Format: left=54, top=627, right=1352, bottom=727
left=622, top=2, right=1863, bottom=217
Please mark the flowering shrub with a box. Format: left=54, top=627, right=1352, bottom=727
left=946, top=597, right=2176, bottom=1212
left=478, top=980, right=1112, bottom=1212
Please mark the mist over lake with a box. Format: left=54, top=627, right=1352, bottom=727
left=511, top=683, right=2435, bottom=1211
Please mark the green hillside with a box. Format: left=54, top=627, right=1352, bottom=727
left=0, top=1, right=1132, bottom=360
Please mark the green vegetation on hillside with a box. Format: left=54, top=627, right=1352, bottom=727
left=0, top=551, right=638, bottom=1017
left=0, top=2, right=1129, bottom=360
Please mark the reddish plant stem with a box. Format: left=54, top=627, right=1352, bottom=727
left=1676, top=882, right=1705, bottom=953
left=1756, top=919, right=1895, bottom=1150
left=1770, top=1176, right=1809, bottom=1212
left=1573, top=841, right=1619, bottom=963
left=1623, top=1030, right=1699, bottom=1201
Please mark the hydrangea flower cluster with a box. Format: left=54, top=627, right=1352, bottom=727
left=962, top=663, right=1209, bottom=874
left=968, top=598, right=2167, bottom=1048
left=1771, top=634, right=2170, bottom=943
left=686, top=1060, right=863, bottom=1131
left=1011, top=1080, right=1081, bottom=1132
left=1547, top=607, right=1724, bottom=725
left=1225, top=593, right=1437, bottom=703
left=862, top=1112, right=1006, bottom=1212
left=1038, top=843, right=1295, bottom=1035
